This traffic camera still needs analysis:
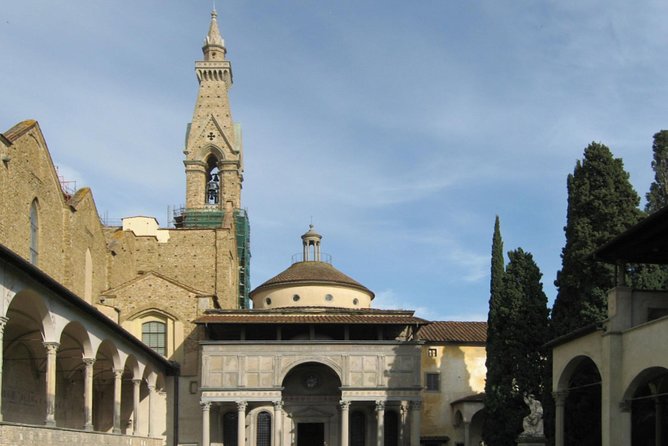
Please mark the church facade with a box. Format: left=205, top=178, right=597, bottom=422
left=0, top=10, right=486, bottom=446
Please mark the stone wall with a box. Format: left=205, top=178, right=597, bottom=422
left=0, top=423, right=163, bottom=446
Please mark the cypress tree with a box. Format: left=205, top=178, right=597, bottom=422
left=635, top=130, right=668, bottom=290
left=483, top=216, right=509, bottom=445
left=646, top=130, right=668, bottom=213
left=484, top=242, right=550, bottom=446
left=552, top=142, right=641, bottom=336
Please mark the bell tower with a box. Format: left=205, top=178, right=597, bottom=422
left=178, top=8, right=243, bottom=228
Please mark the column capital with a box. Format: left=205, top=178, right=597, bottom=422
left=273, top=400, right=284, bottom=410
left=552, top=390, right=568, bottom=406
left=43, top=341, right=60, bottom=353
left=0, top=315, right=8, bottom=332
left=201, top=401, right=211, bottom=411
left=236, top=400, right=248, bottom=411
left=375, top=400, right=385, bottom=412
left=82, top=357, right=96, bottom=367
left=400, top=401, right=409, bottom=414
left=132, top=378, right=142, bottom=385
left=339, top=400, right=351, bottom=410
left=113, top=368, right=124, bottom=379
left=147, top=384, right=156, bottom=392
left=619, top=399, right=631, bottom=412
left=411, top=400, right=422, bottom=411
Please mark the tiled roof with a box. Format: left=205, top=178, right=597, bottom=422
left=196, top=307, right=426, bottom=325
left=251, top=261, right=374, bottom=297
left=417, top=321, right=487, bottom=344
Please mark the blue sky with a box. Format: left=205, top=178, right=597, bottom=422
left=2, top=1, right=667, bottom=321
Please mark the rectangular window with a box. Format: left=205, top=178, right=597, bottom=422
left=142, top=321, right=166, bottom=356
left=428, top=348, right=437, bottom=358
left=426, top=373, right=440, bottom=391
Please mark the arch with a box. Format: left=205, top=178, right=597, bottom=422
left=30, top=198, right=39, bottom=265
left=560, top=356, right=602, bottom=446
left=624, top=367, right=668, bottom=446
left=55, top=321, right=92, bottom=428
left=556, top=354, right=602, bottom=392
left=279, top=357, right=343, bottom=384
left=256, top=410, right=272, bottom=446
left=194, top=143, right=225, bottom=163
left=93, top=339, right=121, bottom=432
left=2, top=290, right=53, bottom=424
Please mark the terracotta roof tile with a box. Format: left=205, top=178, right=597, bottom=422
left=251, top=261, right=374, bottom=297
left=417, top=321, right=487, bottom=344
left=196, top=307, right=426, bottom=325
left=251, top=261, right=374, bottom=298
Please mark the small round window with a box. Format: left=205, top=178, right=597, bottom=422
left=353, top=298, right=359, bottom=305
left=325, top=294, right=333, bottom=301
left=265, top=297, right=272, bottom=306
left=293, top=294, right=301, bottom=302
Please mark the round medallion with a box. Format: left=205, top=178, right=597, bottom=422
left=304, top=373, right=320, bottom=389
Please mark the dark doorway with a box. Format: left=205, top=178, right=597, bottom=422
left=298, top=422, right=325, bottom=446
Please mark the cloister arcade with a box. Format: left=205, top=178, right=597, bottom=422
left=0, top=245, right=174, bottom=445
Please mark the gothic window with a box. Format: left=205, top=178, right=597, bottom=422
left=256, top=411, right=271, bottom=446
left=142, top=321, right=166, bottom=355
left=350, top=411, right=366, bottom=446
left=29, top=199, right=39, bottom=265
left=206, top=155, right=220, bottom=205
left=223, top=412, right=238, bottom=446
left=384, top=411, right=399, bottom=446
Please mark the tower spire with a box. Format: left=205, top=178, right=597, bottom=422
left=203, top=8, right=225, bottom=60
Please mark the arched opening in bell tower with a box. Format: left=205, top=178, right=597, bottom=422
left=205, top=154, right=220, bottom=205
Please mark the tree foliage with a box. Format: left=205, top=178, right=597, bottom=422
left=552, top=142, right=641, bottom=336
left=483, top=219, right=550, bottom=445
left=646, top=130, right=668, bottom=213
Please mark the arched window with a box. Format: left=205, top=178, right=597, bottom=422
left=256, top=411, right=272, bottom=446
left=223, top=411, right=238, bottom=446
left=384, top=411, right=399, bottom=446
left=206, top=155, right=220, bottom=205
left=142, top=321, right=166, bottom=355
left=30, top=199, right=39, bottom=265
left=350, top=411, right=366, bottom=446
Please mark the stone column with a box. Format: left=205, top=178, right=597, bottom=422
left=376, top=401, right=385, bottom=446
left=340, top=400, right=350, bottom=446
left=400, top=401, right=409, bottom=446
left=43, top=341, right=59, bottom=426
left=463, top=421, right=471, bottom=446
left=112, top=368, right=123, bottom=434
left=273, top=400, right=284, bottom=446
left=553, top=391, right=568, bottom=446
left=202, top=401, right=211, bottom=446
left=132, top=378, right=141, bottom=435
left=148, top=384, right=157, bottom=437
left=83, top=358, right=95, bottom=431
left=237, top=401, right=247, bottom=446
left=410, top=401, right=421, bottom=446
left=0, top=316, right=8, bottom=422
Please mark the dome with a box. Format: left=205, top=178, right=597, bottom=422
left=250, top=227, right=375, bottom=309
